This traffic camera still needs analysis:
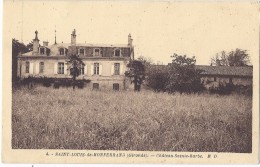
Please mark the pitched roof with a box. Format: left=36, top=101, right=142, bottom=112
left=47, top=43, right=70, bottom=56
left=20, top=42, right=130, bottom=57
left=20, top=43, right=70, bottom=56
left=195, top=65, right=253, bottom=77
left=20, top=51, right=33, bottom=56
left=75, top=43, right=130, bottom=48
left=147, top=64, right=253, bottom=77
left=146, top=65, right=169, bottom=74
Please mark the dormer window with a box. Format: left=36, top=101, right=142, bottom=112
left=114, top=49, right=121, bottom=57
left=59, top=48, right=65, bottom=55
left=40, top=48, right=45, bottom=54
left=94, top=48, right=101, bottom=56
left=80, top=48, right=84, bottom=54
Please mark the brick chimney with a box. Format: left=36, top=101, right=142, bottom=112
left=128, top=33, right=133, bottom=47
left=71, top=29, right=76, bottom=45
left=43, top=41, right=49, bottom=47
left=33, top=30, right=40, bottom=54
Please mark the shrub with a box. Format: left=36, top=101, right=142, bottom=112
left=43, top=82, right=51, bottom=87
left=146, top=71, right=168, bottom=92
left=77, top=81, right=85, bottom=89
left=53, top=81, right=60, bottom=89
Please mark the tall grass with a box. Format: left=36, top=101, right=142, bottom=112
left=12, top=87, right=252, bottom=152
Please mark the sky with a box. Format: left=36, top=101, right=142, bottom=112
left=7, top=0, right=259, bottom=65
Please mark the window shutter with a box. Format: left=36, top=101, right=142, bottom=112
left=64, top=63, right=67, bottom=75
left=111, top=64, right=114, bottom=75
left=90, top=64, right=94, bottom=75
left=29, top=62, right=34, bottom=74
left=120, top=63, right=124, bottom=75
left=54, top=62, right=57, bottom=74
left=99, top=64, right=102, bottom=75
left=84, top=64, right=87, bottom=75
left=35, top=62, right=39, bottom=74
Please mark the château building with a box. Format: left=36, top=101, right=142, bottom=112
left=17, top=29, right=134, bottom=90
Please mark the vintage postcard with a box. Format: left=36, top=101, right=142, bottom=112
left=2, top=0, right=259, bottom=164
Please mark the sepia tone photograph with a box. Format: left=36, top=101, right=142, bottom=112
left=2, top=0, right=259, bottom=164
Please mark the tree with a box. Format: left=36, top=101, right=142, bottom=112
left=66, top=54, right=85, bottom=90
left=167, top=53, right=203, bottom=94
left=146, top=68, right=168, bottom=92
left=26, top=40, right=34, bottom=51
left=210, top=49, right=250, bottom=66
left=125, top=60, right=145, bottom=91
left=210, top=51, right=229, bottom=66
left=12, top=38, right=29, bottom=83
left=26, top=40, right=41, bottom=51
left=137, top=56, right=153, bottom=66
left=228, top=49, right=250, bottom=66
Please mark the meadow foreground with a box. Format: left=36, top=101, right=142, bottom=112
left=12, top=87, right=252, bottom=152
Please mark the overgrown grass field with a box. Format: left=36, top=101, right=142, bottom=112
left=12, top=87, right=252, bottom=152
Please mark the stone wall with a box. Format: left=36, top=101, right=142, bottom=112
left=201, top=75, right=252, bottom=89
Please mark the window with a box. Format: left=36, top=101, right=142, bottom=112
left=94, top=63, right=99, bottom=75
left=94, top=48, right=100, bottom=56
left=80, top=48, right=84, bottom=54
left=59, top=48, right=64, bottom=55
left=58, top=62, right=64, bottom=74
left=114, top=63, right=120, bottom=75
left=39, top=62, right=44, bottom=73
left=114, top=49, right=120, bottom=57
left=40, top=48, right=45, bottom=54
left=93, top=83, right=99, bottom=90
left=113, top=83, right=119, bottom=91
left=25, top=61, right=29, bottom=73
left=80, top=64, right=85, bottom=75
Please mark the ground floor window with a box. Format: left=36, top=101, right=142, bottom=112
left=93, top=83, right=99, bottom=90
left=113, top=83, right=119, bottom=91
left=114, top=63, right=120, bottom=75
left=80, top=64, right=85, bottom=75
left=39, top=62, right=44, bottom=73
left=58, top=62, right=64, bottom=74
left=94, top=63, right=99, bottom=75
left=25, top=61, right=30, bottom=73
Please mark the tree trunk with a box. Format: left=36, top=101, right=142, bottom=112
left=134, top=81, right=138, bottom=91
left=73, top=76, right=76, bottom=90
left=134, top=75, right=138, bottom=91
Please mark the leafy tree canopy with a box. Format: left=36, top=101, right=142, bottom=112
left=167, top=53, right=203, bottom=93
left=12, top=38, right=29, bottom=55
left=125, top=60, right=145, bottom=91
left=66, top=54, right=85, bottom=89
left=12, top=39, right=30, bottom=82
left=211, top=49, right=250, bottom=66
